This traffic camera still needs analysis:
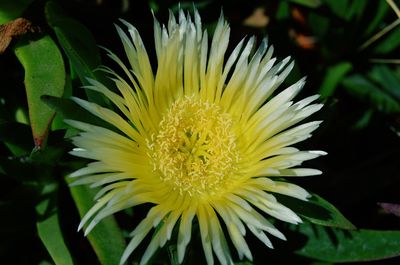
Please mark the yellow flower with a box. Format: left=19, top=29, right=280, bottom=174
left=68, top=9, right=325, bottom=265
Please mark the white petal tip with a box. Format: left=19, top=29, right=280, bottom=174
left=310, top=150, right=328, bottom=156
left=314, top=169, right=323, bottom=175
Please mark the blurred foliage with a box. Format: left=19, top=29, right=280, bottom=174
left=1, top=0, right=400, bottom=264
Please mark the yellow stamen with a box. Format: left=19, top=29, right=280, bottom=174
left=147, top=96, right=240, bottom=196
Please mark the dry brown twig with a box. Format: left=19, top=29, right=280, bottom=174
left=0, top=18, right=37, bottom=54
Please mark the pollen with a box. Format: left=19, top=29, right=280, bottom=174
left=147, top=96, right=240, bottom=196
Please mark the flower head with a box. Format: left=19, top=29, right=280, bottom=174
left=68, top=8, right=325, bottom=265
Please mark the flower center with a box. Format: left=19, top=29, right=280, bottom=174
left=147, top=96, right=240, bottom=196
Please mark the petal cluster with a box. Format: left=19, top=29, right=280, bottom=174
left=68, top=8, right=325, bottom=265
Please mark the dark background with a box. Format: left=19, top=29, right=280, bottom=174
left=1, top=0, right=400, bottom=264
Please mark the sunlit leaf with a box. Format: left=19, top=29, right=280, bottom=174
left=15, top=107, right=29, bottom=125
left=14, top=35, right=65, bottom=147
left=295, top=224, right=400, bottom=262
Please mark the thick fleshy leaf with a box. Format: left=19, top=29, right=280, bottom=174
left=295, top=223, right=400, bottom=262
left=276, top=193, right=355, bottom=230
left=45, top=1, right=107, bottom=105
left=36, top=184, right=74, bottom=265
left=67, top=179, right=126, bottom=265
left=14, top=35, right=65, bottom=147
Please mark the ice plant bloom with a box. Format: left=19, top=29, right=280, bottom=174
left=68, top=9, right=325, bottom=265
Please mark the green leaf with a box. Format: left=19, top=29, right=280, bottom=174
left=308, top=13, right=330, bottom=38
left=343, top=0, right=367, bottom=21
left=15, top=107, right=29, bottom=124
left=149, top=0, right=160, bottom=13
left=30, top=145, right=66, bottom=167
left=45, top=1, right=107, bottom=105
left=41, top=95, right=115, bottom=131
left=323, top=0, right=348, bottom=19
left=38, top=261, right=54, bottom=265
left=295, top=224, right=400, bottom=262
left=289, top=0, right=321, bottom=8
left=36, top=184, right=74, bottom=265
left=167, top=244, right=180, bottom=265
left=275, top=2, right=290, bottom=20
left=51, top=76, right=73, bottom=131
left=276, top=193, right=355, bottom=230
left=364, top=1, right=389, bottom=36
left=319, top=62, right=352, bottom=98
left=342, top=74, right=400, bottom=114
left=171, top=1, right=211, bottom=13
left=353, top=109, right=374, bottom=130
left=14, top=35, right=65, bottom=148
left=0, top=0, right=33, bottom=23
left=369, top=65, right=400, bottom=101
left=373, top=27, right=400, bottom=54
left=67, top=180, right=126, bottom=265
